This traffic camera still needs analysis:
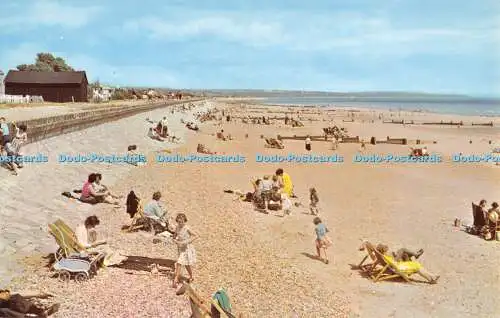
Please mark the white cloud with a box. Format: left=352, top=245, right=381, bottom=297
left=123, top=15, right=287, bottom=46
left=0, top=0, right=102, bottom=31
left=121, top=10, right=497, bottom=57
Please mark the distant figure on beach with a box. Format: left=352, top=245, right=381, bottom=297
left=313, top=217, right=331, bottom=264
left=217, top=129, right=227, bottom=141
left=160, top=116, right=168, bottom=136
left=309, top=188, right=319, bottom=215
left=305, top=135, right=312, bottom=151
left=172, top=213, right=198, bottom=288
left=360, top=141, right=366, bottom=151
left=148, top=126, right=165, bottom=141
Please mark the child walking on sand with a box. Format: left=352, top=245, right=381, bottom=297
left=172, top=213, right=198, bottom=288
left=309, top=188, right=319, bottom=215
left=313, top=217, right=331, bottom=264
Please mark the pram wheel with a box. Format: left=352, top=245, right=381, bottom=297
left=58, top=270, right=71, bottom=282
left=75, top=272, right=88, bottom=283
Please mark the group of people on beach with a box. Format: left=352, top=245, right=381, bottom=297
left=251, top=169, right=294, bottom=214
left=0, top=117, right=28, bottom=175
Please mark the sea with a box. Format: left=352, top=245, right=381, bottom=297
left=261, top=96, right=500, bottom=117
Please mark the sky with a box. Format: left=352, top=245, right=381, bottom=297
left=0, top=0, right=499, bottom=96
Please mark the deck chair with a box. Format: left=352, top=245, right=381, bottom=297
left=371, top=248, right=421, bottom=283
left=472, top=203, right=487, bottom=228
left=177, top=284, right=238, bottom=318
left=357, top=242, right=384, bottom=276
left=123, top=198, right=146, bottom=232
left=48, top=219, right=89, bottom=261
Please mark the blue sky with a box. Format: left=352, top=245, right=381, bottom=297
left=0, top=0, right=499, bottom=96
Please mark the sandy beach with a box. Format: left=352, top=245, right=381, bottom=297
left=2, top=100, right=500, bottom=317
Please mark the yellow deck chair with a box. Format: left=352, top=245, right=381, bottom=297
left=371, top=247, right=421, bottom=283
left=48, top=219, right=87, bottom=260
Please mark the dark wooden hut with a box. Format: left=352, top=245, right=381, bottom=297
left=4, top=71, right=88, bottom=102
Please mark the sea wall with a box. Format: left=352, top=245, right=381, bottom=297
left=10, top=99, right=203, bottom=143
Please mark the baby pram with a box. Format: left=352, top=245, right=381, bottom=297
left=53, top=256, right=104, bottom=282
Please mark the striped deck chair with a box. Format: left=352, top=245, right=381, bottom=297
left=48, top=219, right=88, bottom=261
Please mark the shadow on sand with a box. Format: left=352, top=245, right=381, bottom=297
left=111, top=255, right=176, bottom=273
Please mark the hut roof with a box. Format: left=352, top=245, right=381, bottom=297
left=5, top=71, right=87, bottom=85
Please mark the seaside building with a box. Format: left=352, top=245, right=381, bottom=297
left=92, top=85, right=115, bottom=102
left=4, top=70, right=88, bottom=102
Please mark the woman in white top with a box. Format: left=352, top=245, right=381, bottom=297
left=75, top=215, right=126, bottom=266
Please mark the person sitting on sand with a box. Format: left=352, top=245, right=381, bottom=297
left=75, top=215, right=127, bottom=266
left=275, top=168, right=294, bottom=197
left=217, top=130, right=226, bottom=141
left=267, top=186, right=282, bottom=211
left=252, top=179, right=267, bottom=210
left=144, top=191, right=170, bottom=233
left=148, top=126, right=165, bottom=141
left=197, top=143, right=216, bottom=154
left=94, top=173, right=122, bottom=200
left=313, top=217, right=332, bottom=264
left=80, top=173, right=120, bottom=205
left=374, top=243, right=439, bottom=284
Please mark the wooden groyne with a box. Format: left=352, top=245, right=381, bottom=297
left=422, top=121, right=463, bottom=126
left=277, top=135, right=331, bottom=142
left=471, top=122, right=494, bottom=127
left=10, top=99, right=204, bottom=144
